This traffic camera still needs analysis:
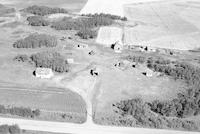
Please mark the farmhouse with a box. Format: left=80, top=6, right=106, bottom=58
left=34, top=68, right=54, bottom=79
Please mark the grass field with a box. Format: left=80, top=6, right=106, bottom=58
left=93, top=63, right=187, bottom=120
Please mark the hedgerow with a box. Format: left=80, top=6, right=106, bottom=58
left=81, top=13, right=127, bottom=21
left=0, top=105, right=40, bottom=118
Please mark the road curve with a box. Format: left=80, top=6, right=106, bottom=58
left=0, top=117, right=199, bottom=134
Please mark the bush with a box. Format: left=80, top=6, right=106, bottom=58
left=76, top=28, right=97, bottom=39
left=0, top=105, right=40, bottom=118
left=82, top=13, right=128, bottom=21
left=30, top=51, right=69, bottom=73
left=14, top=55, right=30, bottom=62
left=22, top=5, right=68, bottom=16
left=0, top=125, right=21, bottom=134
left=8, top=125, right=21, bottom=134
left=13, top=33, right=57, bottom=48
left=27, top=16, right=49, bottom=26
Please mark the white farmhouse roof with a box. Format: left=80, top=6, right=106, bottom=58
left=35, top=68, right=54, bottom=79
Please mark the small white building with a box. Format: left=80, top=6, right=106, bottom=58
left=77, top=44, right=88, bottom=49
left=67, top=58, right=74, bottom=64
left=35, top=68, right=54, bottom=79
left=142, top=69, right=153, bottom=77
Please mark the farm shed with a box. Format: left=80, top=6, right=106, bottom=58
left=111, top=41, right=123, bottom=53
left=142, top=69, right=153, bottom=77
left=77, top=44, right=88, bottom=49
left=67, top=58, right=74, bottom=64
left=34, top=68, right=54, bottom=79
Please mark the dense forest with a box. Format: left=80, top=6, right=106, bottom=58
left=13, top=33, right=57, bottom=48
left=0, top=125, right=21, bottom=134
left=81, top=13, right=128, bottom=21
left=22, top=5, right=68, bottom=16
left=115, top=55, right=200, bottom=131
left=27, top=16, right=50, bottom=26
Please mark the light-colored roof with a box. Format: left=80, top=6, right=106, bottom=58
left=36, top=68, right=53, bottom=75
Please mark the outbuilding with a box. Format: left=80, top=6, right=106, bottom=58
left=90, top=67, right=100, bottom=76
left=77, top=44, right=88, bottom=49
left=111, top=41, right=123, bottom=53
left=142, top=69, right=153, bottom=77
left=34, top=68, right=54, bottom=79
left=67, top=58, right=74, bottom=64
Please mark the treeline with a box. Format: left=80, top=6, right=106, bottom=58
left=81, top=13, right=127, bottom=21
left=13, top=33, right=57, bottom=48
left=114, top=98, right=198, bottom=131
left=0, top=125, right=21, bottom=134
left=0, top=105, right=40, bottom=118
left=22, top=5, right=68, bottom=16
left=27, top=16, right=49, bottom=26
